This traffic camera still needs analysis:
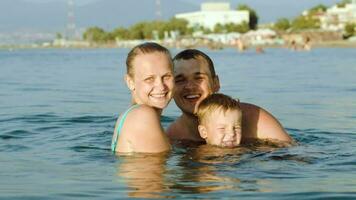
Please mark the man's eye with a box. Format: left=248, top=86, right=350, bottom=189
left=175, top=79, right=184, bottom=83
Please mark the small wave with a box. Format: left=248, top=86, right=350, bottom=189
left=70, top=145, right=110, bottom=152
left=348, top=115, right=356, bottom=119
left=0, top=114, right=116, bottom=125
left=19, top=87, right=56, bottom=92
left=0, top=134, right=22, bottom=140
left=286, top=128, right=354, bottom=145
left=0, top=113, right=61, bottom=123
left=34, top=126, right=61, bottom=131
left=62, top=115, right=114, bottom=124
left=61, top=100, right=97, bottom=104
left=327, top=160, right=356, bottom=167
left=0, top=130, right=37, bottom=140
left=267, top=154, right=317, bottom=164
left=0, top=144, right=30, bottom=152
left=282, top=192, right=356, bottom=199
left=345, top=88, right=356, bottom=92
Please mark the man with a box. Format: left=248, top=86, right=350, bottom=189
left=167, top=49, right=292, bottom=143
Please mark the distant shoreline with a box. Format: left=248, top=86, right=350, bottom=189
left=1, top=40, right=356, bottom=50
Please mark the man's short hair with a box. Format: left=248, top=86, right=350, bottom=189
left=173, top=49, right=216, bottom=78
left=196, top=93, right=241, bottom=124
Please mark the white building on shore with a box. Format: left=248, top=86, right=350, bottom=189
left=320, top=0, right=356, bottom=31
left=175, top=2, right=249, bottom=30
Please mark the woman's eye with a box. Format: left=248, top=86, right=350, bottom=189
left=144, top=77, right=154, bottom=82
left=234, top=127, right=241, bottom=131
left=163, top=74, right=172, bottom=80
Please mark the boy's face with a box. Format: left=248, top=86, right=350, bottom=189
left=198, top=108, right=242, bottom=148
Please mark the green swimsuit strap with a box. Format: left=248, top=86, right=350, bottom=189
left=111, top=104, right=140, bottom=153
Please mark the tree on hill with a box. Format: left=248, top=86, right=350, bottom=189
left=112, top=27, right=130, bottom=40
left=337, top=0, right=351, bottom=8
left=345, top=23, right=356, bottom=37
left=82, top=18, right=192, bottom=42
left=274, top=18, right=291, bottom=31
left=288, top=3, right=327, bottom=31
left=213, top=22, right=249, bottom=34
left=237, top=4, right=259, bottom=30
left=309, top=4, right=328, bottom=14
left=291, top=15, right=320, bottom=30
left=83, top=27, right=107, bottom=43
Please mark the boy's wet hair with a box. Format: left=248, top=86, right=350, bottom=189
left=126, top=42, right=172, bottom=77
left=197, top=93, right=241, bottom=124
left=173, top=49, right=216, bottom=78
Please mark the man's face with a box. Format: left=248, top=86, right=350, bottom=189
left=173, top=58, right=219, bottom=115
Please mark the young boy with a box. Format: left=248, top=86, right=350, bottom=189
left=196, top=93, right=242, bottom=148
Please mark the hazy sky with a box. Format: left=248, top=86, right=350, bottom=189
left=1, top=0, right=343, bottom=33
left=25, top=0, right=341, bottom=7
left=24, top=0, right=98, bottom=5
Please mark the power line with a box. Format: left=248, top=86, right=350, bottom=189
left=156, top=0, right=162, bottom=20
left=66, top=0, right=76, bottom=40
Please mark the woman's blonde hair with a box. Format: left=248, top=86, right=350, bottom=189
left=126, top=42, right=172, bottom=77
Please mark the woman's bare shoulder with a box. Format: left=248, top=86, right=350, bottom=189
left=121, top=105, right=163, bottom=137
left=119, top=105, right=170, bottom=153
left=127, top=105, right=160, bottom=122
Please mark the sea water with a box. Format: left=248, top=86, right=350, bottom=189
left=1, top=47, right=355, bottom=199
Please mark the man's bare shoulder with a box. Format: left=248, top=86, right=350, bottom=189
left=239, top=102, right=261, bottom=114
left=167, top=118, right=184, bottom=140
left=167, top=117, right=203, bottom=142
left=240, top=102, right=293, bottom=143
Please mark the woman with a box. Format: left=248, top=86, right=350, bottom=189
left=111, top=42, right=174, bottom=153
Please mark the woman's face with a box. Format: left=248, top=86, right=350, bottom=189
left=127, top=52, right=174, bottom=109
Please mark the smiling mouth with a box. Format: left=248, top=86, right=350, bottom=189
left=183, top=94, right=201, bottom=101
left=150, top=93, right=168, bottom=99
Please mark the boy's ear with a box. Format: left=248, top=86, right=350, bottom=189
left=213, top=75, right=220, bottom=92
left=198, top=125, right=208, bottom=139
left=125, top=74, right=135, bottom=91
